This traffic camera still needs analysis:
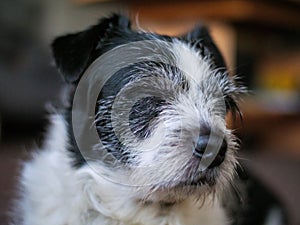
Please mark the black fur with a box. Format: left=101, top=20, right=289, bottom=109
left=51, top=14, right=230, bottom=167
left=95, top=61, right=189, bottom=163
left=52, top=15, right=221, bottom=84
left=49, top=14, right=286, bottom=225
left=51, top=14, right=131, bottom=83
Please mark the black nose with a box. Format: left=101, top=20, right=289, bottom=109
left=193, top=125, right=227, bottom=168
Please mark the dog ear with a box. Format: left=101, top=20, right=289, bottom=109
left=51, top=14, right=131, bottom=83
left=182, top=25, right=226, bottom=69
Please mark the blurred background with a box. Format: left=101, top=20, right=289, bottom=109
left=0, top=0, right=299, bottom=225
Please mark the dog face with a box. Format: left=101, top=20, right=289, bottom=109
left=52, top=14, right=245, bottom=203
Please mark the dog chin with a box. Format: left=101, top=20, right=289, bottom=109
left=143, top=183, right=213, bottom=204
left=142, top=168, right=222, bottom=204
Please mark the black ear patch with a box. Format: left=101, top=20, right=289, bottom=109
left=182, top=25, right=226, bottom=70
left=51, top=14, right=131, bottom=83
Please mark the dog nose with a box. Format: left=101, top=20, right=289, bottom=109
left=193, top=125, right=227, bottom=168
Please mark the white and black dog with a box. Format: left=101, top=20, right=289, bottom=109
left=17, top=14, right=246, bottom=225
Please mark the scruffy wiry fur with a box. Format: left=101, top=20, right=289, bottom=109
left=18, top=114, right=227, bottom=225
left=16, top=14, right=245, bottom=225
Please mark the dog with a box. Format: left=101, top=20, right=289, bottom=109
left=17, top=14, right=246, bottom=225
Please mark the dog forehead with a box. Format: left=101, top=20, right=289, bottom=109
left=95, top=29, right=172, bottom=57
left=93, top=36, right=212, bottom=79
left=85, top=37, right=221, bottom=113
left=171, top=40, right=213, bottom=84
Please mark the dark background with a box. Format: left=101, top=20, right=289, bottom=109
left=0, top=0, right=299, bottom=224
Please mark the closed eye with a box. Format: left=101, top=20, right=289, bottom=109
left=129, top=96, right=166, bottom=139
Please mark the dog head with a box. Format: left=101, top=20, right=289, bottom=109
left=51, top=14, right=245, bottom=203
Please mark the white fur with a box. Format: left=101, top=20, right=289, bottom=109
left=17, top=40, right=240, bottom=225
left=19, top=115, right=228, bottom=225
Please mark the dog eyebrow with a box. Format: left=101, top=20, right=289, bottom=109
left=132, top=61, right=190, bottom=91
left=97, top=61, right=189, bottom=102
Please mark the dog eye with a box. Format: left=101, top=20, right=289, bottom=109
left=129, top=96, right=166, bottom=139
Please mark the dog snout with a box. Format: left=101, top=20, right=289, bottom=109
left=193, top=125, right=227, bottom=168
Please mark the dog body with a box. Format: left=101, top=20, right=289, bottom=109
left=18, top=14, right=244, bottom=225
left=20, top=116, right=226, bottom=225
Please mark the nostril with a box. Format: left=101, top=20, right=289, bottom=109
left=194, top=135, right=209, bottom=158
left=219, top=139, right=227, bottom=156
left=208, top=139, right=227, bottom=168
left=193, top=135, right=228, bottom=168
left=193, top=124, right=211, bottom=158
